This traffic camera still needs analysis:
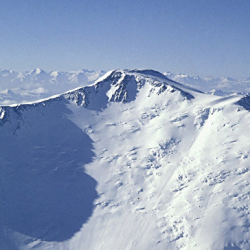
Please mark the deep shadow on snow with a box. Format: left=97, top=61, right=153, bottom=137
left=237, top=95, right=250, bottom=111
left=0, top=98, right=98, bottom=244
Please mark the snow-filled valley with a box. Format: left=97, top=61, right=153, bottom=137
left=1, top=69, right=250, bottom=249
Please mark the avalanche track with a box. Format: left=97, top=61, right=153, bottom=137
left=0, top=69, right=250, bottom=250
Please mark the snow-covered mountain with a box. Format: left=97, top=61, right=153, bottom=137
left=1, top=68, right=250, bottom=106
left=164, top=71, right=250, bottom=95
left=1, top=69, right=250, bottom=249
left=0, top=68, right=105, bottom=105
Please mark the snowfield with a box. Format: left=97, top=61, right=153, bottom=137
left=0, top=69, right=250, bottom=249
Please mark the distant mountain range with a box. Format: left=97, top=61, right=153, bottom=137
left=164, top=71, right=250, bottom=95
left=0, top=68, right=250, bottom=105
left=0, top=68, right=105, bottom=105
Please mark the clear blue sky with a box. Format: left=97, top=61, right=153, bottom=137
left=0, top=0, right=249, bottom=78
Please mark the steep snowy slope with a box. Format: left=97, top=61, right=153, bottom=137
left=0, top=70, right=250, bottom=249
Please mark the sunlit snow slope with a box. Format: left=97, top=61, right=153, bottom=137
left=0, top=69, right=250, bottom=250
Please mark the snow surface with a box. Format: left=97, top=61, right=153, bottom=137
left=0, top=69, right=250, bottom=249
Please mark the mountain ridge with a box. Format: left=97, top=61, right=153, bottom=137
left=0, top=68, right=250, bottom=105
left=0, top=69, right=247, bottom=125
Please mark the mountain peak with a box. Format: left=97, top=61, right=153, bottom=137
left=28, top=68, right=45, bottom=75
left=64, top=69, right=197, bottom=111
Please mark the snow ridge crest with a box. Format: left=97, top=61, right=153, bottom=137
left=64, top=69, right=196, bottom=110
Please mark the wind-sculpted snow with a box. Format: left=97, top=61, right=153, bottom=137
left=1, top=69, right=250, bottom=249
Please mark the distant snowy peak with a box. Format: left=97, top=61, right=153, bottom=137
left=0, top=68, right=106, bottom=105
left=64, top=69, right=200, bottom=110
left=0, top=68, right=105, bottom=85
left=27, top=68, right=45, bottom=75
left=164, top=71, right=250, bottom=94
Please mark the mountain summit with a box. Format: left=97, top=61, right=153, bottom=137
left=63, top=69, right=200, bottom=110
left=0, top=69, right=249, bottom=249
